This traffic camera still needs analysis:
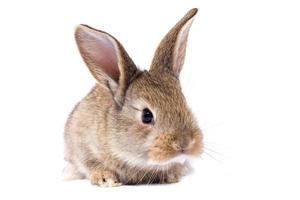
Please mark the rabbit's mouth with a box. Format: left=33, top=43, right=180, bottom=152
left=111, top=146, right=193, bottom=169
left=147, top=154, right=192, bottom=166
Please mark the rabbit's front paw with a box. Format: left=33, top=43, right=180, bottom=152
left=90, top=170, right=122, bottom=187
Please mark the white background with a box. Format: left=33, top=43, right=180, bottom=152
left=0, top=0, right=299, bottom=199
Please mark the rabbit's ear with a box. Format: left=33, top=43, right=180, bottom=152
left=150, top=8, right=198, bottom=77
left=75, top=25, right=138, bottom=104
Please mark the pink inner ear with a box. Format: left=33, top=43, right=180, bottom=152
left=173, top=18, right=194, bottom=75
left=77, top=25, right=120, bottom=82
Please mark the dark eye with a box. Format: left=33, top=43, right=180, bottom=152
left=142, top=108, right=153, bottom=124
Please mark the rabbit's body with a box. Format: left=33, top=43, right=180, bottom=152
left=64, top=81, right=190, bottom=185
left=64, top=8, right=203, bottom=186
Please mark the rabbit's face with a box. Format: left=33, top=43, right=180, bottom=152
left=109, top=71, right=203, bottom=168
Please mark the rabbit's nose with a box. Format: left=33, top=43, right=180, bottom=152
left=172, top=139, right=195, bottom=153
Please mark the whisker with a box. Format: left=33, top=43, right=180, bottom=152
left=162, top=166, right=165, bottom=184
left=136, top=168, right=148, bottom=185
left=159, top=166, right=165, bottom=184
left=149, top=167, right=158, bottom=184
left=200, top=122, right=223, bottom=132
left=204, top=145, right=224, bottom=157
left=203, top=151, right=223, bottom=163
left=203, top=141, right=222, bottom=146
left=166, top=164, right=169, bottom=183
left=125, top=166, right=140, bottom=185
left=147, top=168, right=156, bottom=185
left=151, top=167, right=159, bottom=184
left=116, top=154, right=145, bottom=185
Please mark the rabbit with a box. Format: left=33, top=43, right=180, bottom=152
left=63, top=8, right=203, bottom=187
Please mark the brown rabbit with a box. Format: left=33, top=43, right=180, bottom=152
left=63, top=8, right=203, bottom=186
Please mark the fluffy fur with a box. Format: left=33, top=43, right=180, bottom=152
left=64, top=8, right=203, bottom=186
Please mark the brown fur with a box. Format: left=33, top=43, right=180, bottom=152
left=64, top=8, right=203, bottom=186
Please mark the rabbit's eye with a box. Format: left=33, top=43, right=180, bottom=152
left=142, top=108, right=153, bottom=124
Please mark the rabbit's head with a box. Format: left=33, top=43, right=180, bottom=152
left=75, top=8, right=203, bottom=168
